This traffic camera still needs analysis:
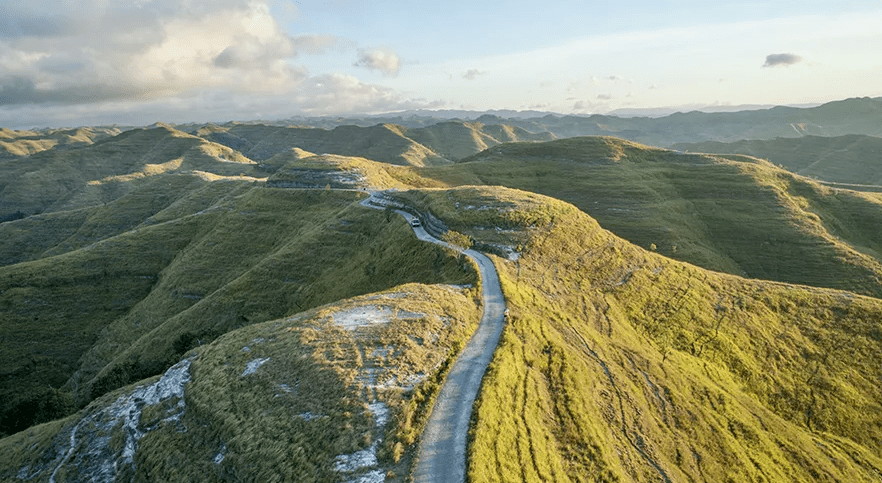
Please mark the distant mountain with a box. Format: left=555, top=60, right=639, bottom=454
left=470, top=96, right=882, bottom=147
left=192, top=120, right=555, bottom=166
left=275, top=96, right=882, bottom=147
left=0, top=127, right=119, bottom=159
left=672, top=134, right=882, bottom=186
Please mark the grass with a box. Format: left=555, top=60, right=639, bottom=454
left=673, top=134, right=882, bottom=186
left=0, top=282, right=482, bottom=482
left=0, top=124, right=259, bottom=219
left=0, top=182, right=477, bottom=437
left=363, top=185, right=882, bottom=482
left=402, top=137, right=882, bottom=298
left=401, top=186, right=882, bottom=483
left=4, top=127, right=882, bottom=481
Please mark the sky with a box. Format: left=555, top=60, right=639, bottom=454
left=1, top=0, right=881, bottom=128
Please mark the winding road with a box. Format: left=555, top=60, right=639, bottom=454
left=360, top=194, right=507, bottom=483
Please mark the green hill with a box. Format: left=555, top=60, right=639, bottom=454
left=0, top=179, right=476, bottom=438
left=408, top=137, right=882, bottom=298
left=194, top=123, right=451, bottom=167
left=401, top=121, right=555, bottom=161
left=473, top=96, right=882, bottom=147
left=0, top=127, right=120, bottom=159
left=1, top=282, right=481, bottom=482
left=672, top=134, right=882, bottom=186
left=0, top=125, right=259, bottom=219
left=7, top=185, right=881, bottom=482
left=386, top=186, right=882, bottom=482
left=2, top=123, right=882, bottom=482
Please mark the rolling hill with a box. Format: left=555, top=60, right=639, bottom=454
left=2, top=116, right=882, bottom=482
left=469, top=96, right=882, bottom=147
left=0, top=164, right=476, bottom=441
left=389, top=187, right=882, bottom=483
left=0, top=127, right=120, bottom=160
left=404, top=137, right=882, bottom=299
left=672, top=134, right=882, bottom=186
left=0, top=124, right=260, bottom=220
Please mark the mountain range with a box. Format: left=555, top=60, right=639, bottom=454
left=1, top=98, right=881, bottom=482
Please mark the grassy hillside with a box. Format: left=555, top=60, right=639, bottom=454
left=265, top=152, right=415, bottom=190
left=401, top=121, right=554, bottom=161
left=0, top=127, right=119, bottom=159
left=3, top=117, right=882, bottom=482
left=0, top=281, right=482, bottom=482
left=672, top=134, right=882, bottom=186
left=473, top=96, right=882, bottom=147
left=194, top=123, right=451, bottom=167
left=407, top=137, right=882, bottom=298
left=0, top=182, right=476, bottom=438
left=391, top=186, right=882, bottom=482
left=0, top=125, right=259, bottom=219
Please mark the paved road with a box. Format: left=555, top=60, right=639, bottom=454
left=360, top=194, right=507, bottom=482
left=411, top=241, right=505, bottom=483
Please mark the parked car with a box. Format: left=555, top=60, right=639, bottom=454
left=411, top=218, right=421, bottom=227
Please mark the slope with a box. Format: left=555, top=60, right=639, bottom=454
left=194, top=123, right=451, bottom=167
left=388, top=186, right=882, bottom=483
left=0, top=124, right=259, bottom=219
left=0, top=183, right=476, bottom=438
left=401, top=121, right=555, bottom=161
left=0, top=127, right=119, bottom=160
left=411, top=137, right=882, bottom=299
left=473, top=96, right=882, bottom=147
left=672, top=134, right=882, bottom=186
left=0, top=281, right=482, bottom=482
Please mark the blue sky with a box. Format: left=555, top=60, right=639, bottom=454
left=1, top=0, right=880, bottom=127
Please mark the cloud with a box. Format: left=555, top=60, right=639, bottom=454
left=354, top=48, right=401, bottom=76
left=462, top=69, right=485, bottom=80
left=0, top=1, right=348, bottom=107
left=597, top=94, right=612, bottom=100
left=763, top=53, right=803, bottom=68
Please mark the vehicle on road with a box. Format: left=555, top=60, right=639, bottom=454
left=411, top=218, right=421, bottom=227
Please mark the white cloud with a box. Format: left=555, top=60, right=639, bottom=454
left=354, top=48, right=401, bottom=76
left=0, top=1, right=348, bottom=106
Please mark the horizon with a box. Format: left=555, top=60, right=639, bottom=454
left=2, top=1, right=881, bottom=128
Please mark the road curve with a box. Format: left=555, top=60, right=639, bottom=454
left=359, top=194, right=506, bottom=482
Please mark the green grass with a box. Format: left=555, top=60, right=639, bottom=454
left=0, top=282, right=482, bottom=482
left=673, top=134, right=882, bottom=186
left=408, top=187, right=882, bottom=483
left=0, top=124, right=259, bottom=219
left=0, top=183, right=477, bottom=437
left=404, top=137, right=882, bottom=298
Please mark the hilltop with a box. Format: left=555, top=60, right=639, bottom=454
left=0, top=127, right=119, bottom=159
left=0, top=124, right=260, bottom=220
left=673, top=134, right=882, bottom=187
left=402, top=136, right=882, bottom=298
left=2, top=111, right=882, bottom=482
left=395, top=187, right=882, bottom=483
